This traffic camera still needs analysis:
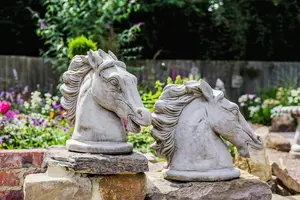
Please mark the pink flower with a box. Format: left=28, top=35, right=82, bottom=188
left=135, top=22, right=145, bottom=27
left=0, top=101, right=11, bottom=114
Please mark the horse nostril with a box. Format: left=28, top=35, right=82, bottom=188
left=137, top=109, right=143, bottom=118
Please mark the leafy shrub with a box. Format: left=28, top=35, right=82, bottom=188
left=127, top=126, right=155, bottom=154
left=32, top=0, right=141, bottom=74
left=68, top=36, right=97, bottom=59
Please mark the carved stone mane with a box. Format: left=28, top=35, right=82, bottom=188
left=60, top=50, right=124, bottom=125
left=151, top=81, right=216, bottom=163
left=60, top=56, right=92, bottom=125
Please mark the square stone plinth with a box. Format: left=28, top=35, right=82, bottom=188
left=43, top=147, right=148, bottom=174
left=24, top=172, right=147, bottom=200
left=146, top=171, right=272, bottom=200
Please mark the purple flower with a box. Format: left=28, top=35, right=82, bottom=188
left=5, top=110, right=15, bottom=120
left=26, top=116, right=29, bottom=121
left=63, top=128, right=67, bottom=132
left=69, top=134, right=72, bottom=137
left=13, top=68, right=18, bottom=81
left=22, top=86, right=28, bottom=95
left=45, top=123, right=49, bottom=127
left=40, top=21, right=47, bottom=29
left=57, top=115, right=61, bottom=119
left=52, top=120, right=56, bottom=126
left=40, top=119, right=45, bottom=124
left=135, top=22, right=145, bottom=27
left=0, top=137, right=2, bottom=145
left=53, top=104, right=62, bottom=109
left=17, top=94, right=24, bottom=105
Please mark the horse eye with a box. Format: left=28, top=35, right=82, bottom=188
left=109, top=79, right=119, bottom=86
left=231, top=109, right=238, bottom=115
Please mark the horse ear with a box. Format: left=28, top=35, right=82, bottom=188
left=108, top=50, right=118, bottom=60
left=199, top=79, right=214, bottom=100
left=87, top=50, right=96, bottom=68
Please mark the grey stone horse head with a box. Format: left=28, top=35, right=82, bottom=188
left=151, top=79, right=263, bottom=181
left=60, top=49, right=151, bottom=154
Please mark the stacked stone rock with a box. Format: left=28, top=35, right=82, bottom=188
left=277, top=106, right=300, bottom=153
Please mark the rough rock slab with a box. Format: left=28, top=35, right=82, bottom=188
left=234, top=146, right=272, bottom=182
left=265, top=133, right=291, bottom=152
left=272, top=194, right=300, bottom=200
left=24, top=173, right=92, bottom=200
left=271, top=162, right=300, bottom=194
left=146, top=171, right=272, bottom=200
left=96, top=173, right=147, bottom=200
left=43, top=147, right=148, bottom=174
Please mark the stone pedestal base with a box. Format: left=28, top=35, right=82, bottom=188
left=66, top=139, right=133, bottom=154
left=24, top=170, right=146, bottom=200
left=24, top=147, right=149, bottom=200
left=146, top=171, right=272, bottom=200
left=44, top=147, right=148, bottom=174
left=163, top=167, right=240, bottom=181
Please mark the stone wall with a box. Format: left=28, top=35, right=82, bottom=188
left=0, top=149, right=46, bottom=200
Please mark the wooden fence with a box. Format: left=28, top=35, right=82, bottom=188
left=1, top=56, right=300, bottom=102
left=0, top=55, right=56, bottom=95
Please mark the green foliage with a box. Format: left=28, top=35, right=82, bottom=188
left=141, top=80, right=164, bottom=112
left=127, top=126, right=155, bottom=154
left=68, top=36, right=97, bottom=59
left=33, top=0, right=141, bottom=74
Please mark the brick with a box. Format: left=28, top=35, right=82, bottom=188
left=0, top=170, right=21, bottom=186
left=0, top=149, right=46, bottom=169
left=0, top=190, right=24, bottom=200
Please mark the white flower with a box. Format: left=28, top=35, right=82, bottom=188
left=53, top=96, right=59, bottom=102
left=254, top=97, right=261, bottom=103
left=45, top=93, right=52, bottom=98
left=44, top=105, right=50, bottom=110
left=291, top=90, right=298, bottom=97
left=238, top=95, right=247, bottom=103
left=248, top=94, right=256, bottom=100
left=24, top=101, right=30, bottom=109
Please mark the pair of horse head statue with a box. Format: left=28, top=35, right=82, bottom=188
left=60, top=49, right=264, bottom=181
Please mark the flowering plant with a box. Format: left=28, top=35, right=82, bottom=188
left=0, top=90, right=71, bottom=149
left=0, top=101, right=11, bottom=114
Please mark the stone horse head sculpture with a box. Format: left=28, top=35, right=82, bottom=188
left=60, top=49, right=151, bottom=154
left=151, top=79, right=264, bottom=181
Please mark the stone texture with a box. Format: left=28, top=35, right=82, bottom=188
left=151, top=80, right=263, bottom=181
left=44, top=147, right=148, bottom=174
left=234, top=146, right=272, bottom=182
left=144, top=153, right=158, bottom=163
left=146, top=171, right=272, bottom=200
left=270, top=115, right=296, bottom=132
left=24, top=170, right=147, bottom=200
left=272, top=194, right=300, bottom=200
left=271, top=162, right=300, bottom=194
left=24, top=173, right=92, bottom=200
left=97, top=173, right=147, bottom=200
left=265, top=133, right=291, bottom=152
left=60, top=49, right=151, bottom=153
